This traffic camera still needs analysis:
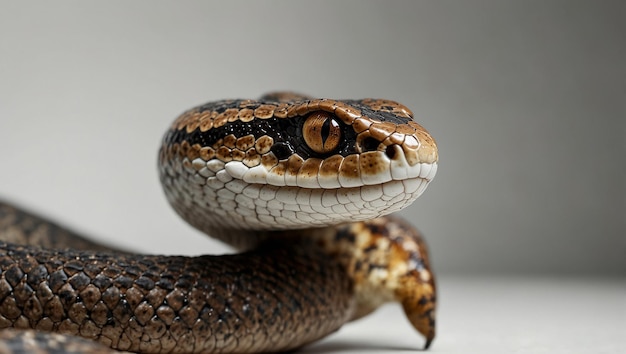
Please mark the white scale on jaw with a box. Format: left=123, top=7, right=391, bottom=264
left=166, top=148, right=437, bottom=231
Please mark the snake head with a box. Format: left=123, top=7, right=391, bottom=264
left=159, top=95, right=438, bottom=240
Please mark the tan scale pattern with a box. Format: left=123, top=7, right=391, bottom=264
left=314, top=215, right=437, bottom=347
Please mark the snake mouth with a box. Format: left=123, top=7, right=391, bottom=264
left=221, top=146, right=437, bottom=190
left=161, top=145, right=437, bottom=232
left=163, top=158, right=436, bottom=233
left=210, top=159, right=436, bottom=231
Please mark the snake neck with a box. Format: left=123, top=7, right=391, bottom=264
left=305, top=216, right=436, bottom=345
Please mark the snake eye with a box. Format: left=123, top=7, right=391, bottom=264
left=302, top=111, right=342, bottom=154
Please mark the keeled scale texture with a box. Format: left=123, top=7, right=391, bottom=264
left=0, top=236, right=351, bottom=353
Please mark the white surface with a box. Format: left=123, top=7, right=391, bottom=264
left=304, top=275, right=625, bottom=353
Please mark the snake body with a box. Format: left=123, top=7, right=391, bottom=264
left=0, top=93, right=438, bottom=353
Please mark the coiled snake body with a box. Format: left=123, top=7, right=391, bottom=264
left=0, top=93, right=438, bottom=353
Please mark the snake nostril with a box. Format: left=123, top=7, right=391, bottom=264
left=385, top=145, right=397, bottom=159
left=360, top=137, right=380, bottom=152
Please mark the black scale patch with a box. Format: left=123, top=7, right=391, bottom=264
left=164, top=99, right=361, bottom=160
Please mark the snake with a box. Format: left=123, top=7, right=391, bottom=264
left=0, top=93, right=438, bottom=353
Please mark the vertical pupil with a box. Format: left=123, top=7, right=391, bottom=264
left=321, top=118, right=331, bottom=144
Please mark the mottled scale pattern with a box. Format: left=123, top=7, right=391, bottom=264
left=319, top=216, right=437, bottom=347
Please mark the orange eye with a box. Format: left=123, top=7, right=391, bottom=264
left=302, top=112, right=342, bottom=154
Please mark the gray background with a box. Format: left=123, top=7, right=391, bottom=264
left=1, top=0, right=624, bottom=277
